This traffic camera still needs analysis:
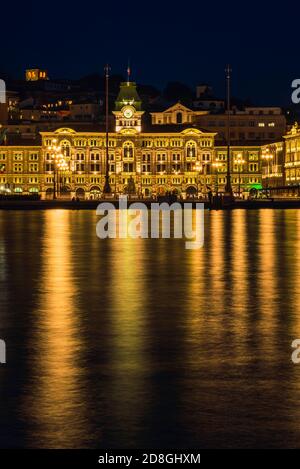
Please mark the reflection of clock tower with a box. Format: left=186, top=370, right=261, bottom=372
left=113, top=81, right=144, bottom=133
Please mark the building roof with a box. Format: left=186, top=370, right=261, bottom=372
left=115, top=82, right=142, bottom=111
left=142, top=122, right=212, bottom=134
left=0, top=134, right=42, bottom=146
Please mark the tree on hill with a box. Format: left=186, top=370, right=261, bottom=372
left=163, top=82, right=194, bottom=106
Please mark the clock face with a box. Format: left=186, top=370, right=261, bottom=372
left=123, top=106, right=134, bottom=119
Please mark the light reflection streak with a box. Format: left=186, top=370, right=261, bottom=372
left=23, top=210, right=89, bottom=448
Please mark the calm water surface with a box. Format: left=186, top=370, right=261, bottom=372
left=0, top=209, right=300, bottom=448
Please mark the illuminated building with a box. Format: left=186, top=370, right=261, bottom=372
left=284, top=123, right=300, bottom=185
left=0, top=81, right=263, bottom=198
left=26, top=69, right=49, bottom=82
left=151, top=103, right=286, bottom=144
left=261, top=141, right=285, bottom=187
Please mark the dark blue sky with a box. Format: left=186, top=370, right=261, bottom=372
left=2, top=0, right=299, bottom=105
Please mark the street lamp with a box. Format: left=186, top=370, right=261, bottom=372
left=212, top=161, right=222, bottom=195
left=136, top=167, right=142, bottom=198
left=48, top=138, right=64, bottom=199
left=201, top=161, right=209, bottom=198
left=103, top=64, right=112, bottom=195
left=115, top=165, right=120, bottom=197
left=233, top=153, right=245, bottom=197
left=262, top=148, right=274, bottom=188
left=57, top=159, right=69, bottom=197
left=193, top=162, right=203, bottom=198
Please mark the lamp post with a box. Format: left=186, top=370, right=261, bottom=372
left=114, top=165, right=120, bottom=197
left=193, top=162, right=202, bottom=198
left=212, top=161, right=222, bottom=195
left=172, top=168, right=179, bottom=198
left=224, top=64, right=233, bottom=195
left=48, top=138, right=64, bottom=200
left=103, top=64, right=112, bottom=195
left=262, top=149, right=274, bottom=189
left=57, top=159, right=69, bottom=197
left=234, top=153, right=245, bottom=197
left=202, top=161, right=208, bottom=198
left=136, top=167, right=142, bottom=198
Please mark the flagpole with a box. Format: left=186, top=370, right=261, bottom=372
left=225, top=64, right=233, bottom=196
left=103, top=64, right=112, bottom=195
left=127, top=59, right=131, bottom=85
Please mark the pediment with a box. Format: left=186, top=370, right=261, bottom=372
left=54, top=128, right=77, bottom=135
left=163, top=102, right=193, bottom=113
left=180, top=128, right=203, bottom=135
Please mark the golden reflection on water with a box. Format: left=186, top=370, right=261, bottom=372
left=24, top=210, right=89, bottom=448
left=206, top=212, right=225, bottom=342
left=257, top=210, right=277, bottom=362
left=108, top=237, right=147, bottom=431
left=230, top=210, right=250, bottom=361
left=4, top=208, right=300, bottom=448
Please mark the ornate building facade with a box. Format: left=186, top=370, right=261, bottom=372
left=0, top=81, right=263, bottom=199
left=284, top=123, right=300, bottom=185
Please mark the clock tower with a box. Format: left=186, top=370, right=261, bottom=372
left=113, top=81, right=144, bottom=133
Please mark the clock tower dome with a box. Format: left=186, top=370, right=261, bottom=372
left=113, top=81, right=144, bottom=133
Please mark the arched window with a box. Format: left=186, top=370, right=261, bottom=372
left=186, top=141, right=197, bottom=158
left=60, top=140, right=71, bottom=157
left=123, top=141, right=134, bottom=159
left=176, top=112, right=183, bottom=124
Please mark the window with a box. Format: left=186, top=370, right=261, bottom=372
left=13, top=163, right=23, bottom=172
left=89, top=139, right=100, bottom=147
left=91, top=163, right=100, bottom=172
left=29, top=153, right=39, bottom=161
left=217, top=153, right=227, bottom=161
left=46, top=163, right=54, bottom=172
left=248, top=152, right=258, bottom=161
left=142, top=153, right=151, bottom=162
left=76, top=163, right=85, bottom=172
left=157, top=164, right=166, bottom=173
left=172, top=164, right=180, bottom=173
left=90, top=153, right=100, bottom=161
left=142, top=164, right=151, bottom=173
left=170, top=139, right=182, bottom=147
left=13, top=152, right=23, bottom=161
left=60, top=140, right=71, bottom=156
left=172, top=154, right=181, bottom=161
left=76, top=153, right=85, bottom=161
left=74, top=139, right=86, bottom=147
left=29, top=163, right=38, bottom=172
left=176, top=112, right=183, bottom=124
left=202, top=153, right=210, bottom=162
left=249, top=163, right=258, bottom=172
left=186, top=141, right=196, bottom=158
left=201, top=139, right=211, bottom=147
left=123, top=162, right=134, bottom=172
left=123, top=142, right=134, bottom=158
left=157, top=153, right=166, bottom=162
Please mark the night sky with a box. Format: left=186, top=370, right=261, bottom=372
left=2, top=0, right=299, bottom=105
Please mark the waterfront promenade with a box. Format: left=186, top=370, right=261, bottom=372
left=0, top=198, right=300, bottom=210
